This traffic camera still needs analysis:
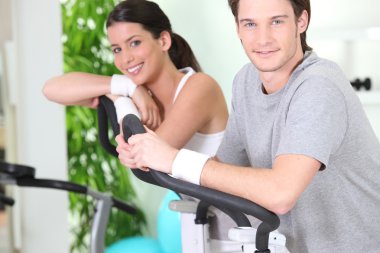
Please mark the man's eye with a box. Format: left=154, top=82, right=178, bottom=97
left=112, top=47, right=121, bottom=54
left=272, top=20, right=283, bottom=25
left=245, top=22, right=256, bottom=28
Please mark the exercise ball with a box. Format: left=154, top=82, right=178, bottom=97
left=157, top=190, right=182, bottom=253
left=106, top=236, right=163, bottom=253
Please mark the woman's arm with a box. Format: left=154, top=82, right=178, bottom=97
left=116, top=73, right=228, bottom=167
left=43, top=72, right=111, bottom=106
left=43, top=72, right=161, bottom=128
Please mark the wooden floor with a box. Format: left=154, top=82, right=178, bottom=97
left=0, top=210, right=12, bottom=253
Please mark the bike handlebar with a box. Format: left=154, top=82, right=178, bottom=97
left=0, top=161, right=137, bottom=215
left=123, top=114, right=279, bottom=251
left=96, top=96, right=279, bottom=251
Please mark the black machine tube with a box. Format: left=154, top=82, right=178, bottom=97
left=0, top=161, right=136, bottom=215
left=16, top=178, right=136, bottom=214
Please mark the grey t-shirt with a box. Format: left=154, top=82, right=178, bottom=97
left=215, top=51, right=380, bottom=253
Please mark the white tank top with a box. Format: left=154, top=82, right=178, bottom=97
left=173, top=67, right=225, bottom=156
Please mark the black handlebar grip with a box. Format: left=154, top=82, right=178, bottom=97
left=16, top=178, right=88, bottom=194
left=0, top=161, right=35, bottom=178
left=122, top=114, right=161, bottom=187
left=97, top=96, right=119, bottom=157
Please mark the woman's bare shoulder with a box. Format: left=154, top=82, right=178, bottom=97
left=183, top=72, right=223, bottom=95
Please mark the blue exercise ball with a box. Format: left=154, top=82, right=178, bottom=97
left=157, top=190, right=182, bottom=253
left=106, top=236, right=163, bottom=253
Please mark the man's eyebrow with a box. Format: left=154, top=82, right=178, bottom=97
left=239, top=18, right=254, bottom=24
left=239, top=15, right=289, bottom=24
left=271, top=15, right=289, bottom=19
left=110, top=35, right=139, bottom=47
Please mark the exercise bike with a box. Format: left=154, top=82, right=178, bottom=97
left=0, top=160, right=137, bottom=253
left=97, top=96, right=287, bottom=253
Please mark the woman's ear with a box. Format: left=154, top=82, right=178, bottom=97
left=159, top=31, right=172, bottom=51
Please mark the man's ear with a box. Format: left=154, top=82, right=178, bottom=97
left=298, top=10, right=309, bottom=33
left=159, top=31, right=172, bottom=51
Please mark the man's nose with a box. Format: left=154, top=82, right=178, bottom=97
left=256, top=25, right=272, bottom=45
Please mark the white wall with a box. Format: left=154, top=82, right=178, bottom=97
left=309, top=0, right=380, bottom=89
left=3, top=0, right=69, bottom=252
left=155, top=0, right=247, bottom=104
left=155, top=0, right=380, bottom=99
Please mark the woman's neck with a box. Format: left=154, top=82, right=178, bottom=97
left=145, top=63, right=185, bottom=117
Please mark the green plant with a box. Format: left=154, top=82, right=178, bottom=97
left=61, top=0, right=146, bottom=252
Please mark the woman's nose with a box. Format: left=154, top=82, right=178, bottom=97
left=121, top=50, right=134, bottom=65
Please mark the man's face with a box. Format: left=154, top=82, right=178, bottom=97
left=236, top=0, right=307, bottom=74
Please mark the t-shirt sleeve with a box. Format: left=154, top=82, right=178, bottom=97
left=276, top=78, right=348, bottom=169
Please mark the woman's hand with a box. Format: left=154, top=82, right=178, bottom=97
left=116, top=128, right=178, bottom=174
left=132, top=86, right=161, bottom=130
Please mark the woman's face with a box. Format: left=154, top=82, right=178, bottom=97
left=107, top=22, right=168, bottom=85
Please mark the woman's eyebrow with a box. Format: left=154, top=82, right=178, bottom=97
left=111, top=35, right=139, bottom=47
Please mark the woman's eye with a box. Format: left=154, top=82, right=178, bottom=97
left=130, top=40, right=141, bottom=48
left=112, top=47, right=121, bottom=54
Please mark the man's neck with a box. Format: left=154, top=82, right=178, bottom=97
left=260, top=71, right=290, bottom=94
left=260, top=51, right=305, bottom=94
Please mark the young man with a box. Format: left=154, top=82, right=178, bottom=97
left=117, top=0, right=380, bottom=252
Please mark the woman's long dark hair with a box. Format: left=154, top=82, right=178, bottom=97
left=107, top=0, right=202, bottom=72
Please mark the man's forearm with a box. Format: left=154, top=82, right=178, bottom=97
left=200, top=159, right=293, bottom=214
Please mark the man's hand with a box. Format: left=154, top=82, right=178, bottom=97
left=115, top=134, right=142, bottom=170
left=132, top=86, right=161, bottom=130
left=116, top=128, right=178, bottom=174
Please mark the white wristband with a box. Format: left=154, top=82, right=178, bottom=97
left=110, top=74, right=137, bottom=97
left=171, top=149, right=210, bottom=185
left=114, top=97, right=141, bottom=123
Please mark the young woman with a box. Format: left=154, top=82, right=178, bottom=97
left=43, top=0, right=227, bottom=151
left=43, top=0, right=228, bottom=236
